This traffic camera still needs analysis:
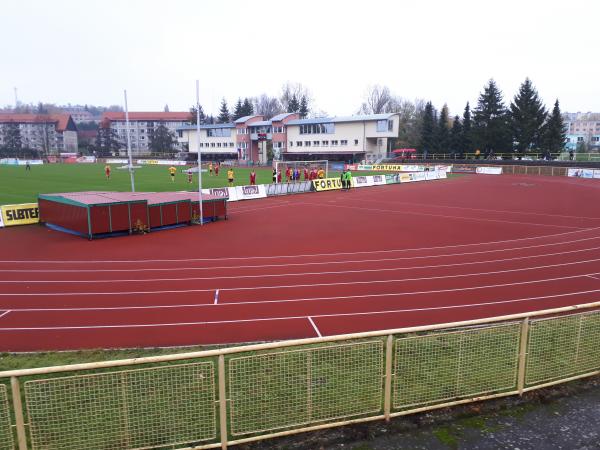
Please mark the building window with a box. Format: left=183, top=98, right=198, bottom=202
left=305, top=141, right=311, bottom=147
left=341, top=140, right=348, bottom=146
left=592, top=137, right=600, bottom=142
left=289, top=141, right=293, bottom=147
left=331, top=140, right=338, bottom=146
left=354, top=139, right=359, bottom=145
left=297, top=141, right=303, bottom=147
left=376, top=120, right=388, bottom=132
left=388, top=120, right=393, bottom=131
left=322, top=140, right=329, bottom=146
left=211, top=143, right=216, bottom=147
left=577, top=137, right=584, bottom=142
left=313, top=141, right=319, bottom=146
left=217, top=143, right=221, bottom=147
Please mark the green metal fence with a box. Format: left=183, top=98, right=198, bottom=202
left=1, top=303, right=600, bottom=449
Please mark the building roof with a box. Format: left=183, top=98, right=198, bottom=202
left=270, top=113, right=296, bottom=122
left=102, top=112, right=193, bottom=122
left=0, top=113, right=75, bottom=131
left=177, top=123, right=235, bottom=131
left=248, top=121, right=271, bottom=127
left=234, top=115, right=263, bottom=124
left=287, top=113, right=398, bottom=126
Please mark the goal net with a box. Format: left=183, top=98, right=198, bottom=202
left=273, top=160, right=329, bottom=182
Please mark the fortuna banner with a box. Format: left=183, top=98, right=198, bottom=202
left=312, top=178, right=344, bottom=191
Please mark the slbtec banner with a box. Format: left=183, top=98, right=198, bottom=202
left=313, top=178, right=344, bottom=191
left=0, top=203, right=39, bottom=227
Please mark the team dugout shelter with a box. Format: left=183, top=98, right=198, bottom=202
left=38, top=191, right=226, bottom=239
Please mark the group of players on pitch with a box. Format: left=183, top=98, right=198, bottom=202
left=271, top=167, right=326, bottom=184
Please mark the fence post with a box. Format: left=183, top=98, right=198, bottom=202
left=517, top=318, right=530, bottom=395
left=10, top=376, right=28, bottom=450
left=383, top=335, right=394, bottom=421
left=218, top=355, right=228, bottom=450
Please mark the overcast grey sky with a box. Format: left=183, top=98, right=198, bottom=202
left=1, top=0, right=598, bottom=117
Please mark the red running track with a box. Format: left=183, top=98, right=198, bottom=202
left=2, top=174, right=600, bottom=351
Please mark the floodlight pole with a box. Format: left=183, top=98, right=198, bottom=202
left=124, top=89, right=135, bottom=192
left=196, top=80, right=204, bottom=225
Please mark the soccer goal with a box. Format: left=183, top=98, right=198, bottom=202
left=273, top=160, right=329, bottom=180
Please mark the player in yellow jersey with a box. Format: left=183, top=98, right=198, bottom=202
left=169, top=166, right=177, bottom=182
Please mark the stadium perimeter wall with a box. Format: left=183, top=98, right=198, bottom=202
left=1, top=301, right=600, bottom=450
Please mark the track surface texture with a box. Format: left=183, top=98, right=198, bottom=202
left=2, top=174, right=600, bottom=351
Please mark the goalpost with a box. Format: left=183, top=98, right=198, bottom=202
left=273, top=160, right=329, bottom=180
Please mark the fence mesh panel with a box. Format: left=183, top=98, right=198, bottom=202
left=0, top=384, right=13, bottom=450
left=393, top=323, right=520, bottom=410
left=24, top=362, right=216, bottom=450
left=228, top=340, right=383, bottom=436
left=526, top=311, right=600, bottom=386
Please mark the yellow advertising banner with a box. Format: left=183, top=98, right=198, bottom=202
left=0, top=203, right=40, bottom=227
left=312, top=178, right=344, bottom=191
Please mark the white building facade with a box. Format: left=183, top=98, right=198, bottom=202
left=178, top=113, right=400, bottom=163
left=0, top=113, right=78, bottom=154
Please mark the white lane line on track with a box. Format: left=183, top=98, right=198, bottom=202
left=0, top=311, right=10, bottom=320
left=2, top=226, right=598, bottom=264
left=1, top=289, right=598, bottom=330
left=2, top=258, right=600, bottom=297
left=4, top=245, right=600, bottom=283
left=214, top=290, right=219, bottom=304
left=295, top=201, right=587, bottom=230
left=3, top=273, right=599, bottom=310
left=346, top=195, right=600, bottom=221
left=308, top=317, right=322, bottom=337
left=4, top=235, right=600, bottom=275
left=587, top=275, right=600, bottom=281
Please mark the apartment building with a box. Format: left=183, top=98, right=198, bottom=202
left=564, top=112, right=600, bottom=151
left=0, top=113, right=78, bottom=154
left=178, top=113, right=399, bottom=163
left=101, top=112, right=192, bottom=156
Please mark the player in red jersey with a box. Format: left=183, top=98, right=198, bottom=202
left=249, top=170, right=256, bottom=185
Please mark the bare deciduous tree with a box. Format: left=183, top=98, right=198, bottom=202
left=280, top=82, right=312, bottom=113
left=252, top=95, right=283, bottom=119
left=358, top=85, right=393, bottom=114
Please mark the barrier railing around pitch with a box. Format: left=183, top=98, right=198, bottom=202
left=1, top=301, right=600, bottom=450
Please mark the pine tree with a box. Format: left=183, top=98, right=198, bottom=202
left=149, top=124, right=177, bottom=155
left=232, top=99, right=243, bottom=121
left=450, top=115, right=463, bottom=157
left=473, top=79, right=511, bottom=156
left=94, top=127, right=122, bottom=157
left=543, top=99, right=566, bottom=156
left=217, top=99, right=230, bottom=123
left=1, top=123, right=22, bottom=153
left=241, top=98, right=254, bottom=117
left=510, top=78, right=547, bottom=154
left=299, top=96, right=308, bottom=118
left=419, top=102, right=436, bottom=157
left=462, top=102, right=473, bottom=156
left=436, top=104, right=451, bottom=153
left=189, top=105, right=206, bottom=125
left=288, top=94, right=300, bottom=113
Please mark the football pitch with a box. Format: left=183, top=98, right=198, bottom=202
left=0, top=163, right=307, bottom=204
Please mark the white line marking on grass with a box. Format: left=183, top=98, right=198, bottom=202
left=1, top=289, right=599, bottom=331
left=4, top=235, right=600, bottom=274
left=0, top=311, right=10, bottom=319
left=295, top=201, right=587, bottom=230
left=2, top=226, right=599, bottom=264
left=214, top=289, right=219, bottom=304
left=4, top=245, right=600, bottom=282
left=1, top=259, right=599, bottom=297
left=308, top=317, right=322, bottom=337
left=3, top=273, right=599, bottom=310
